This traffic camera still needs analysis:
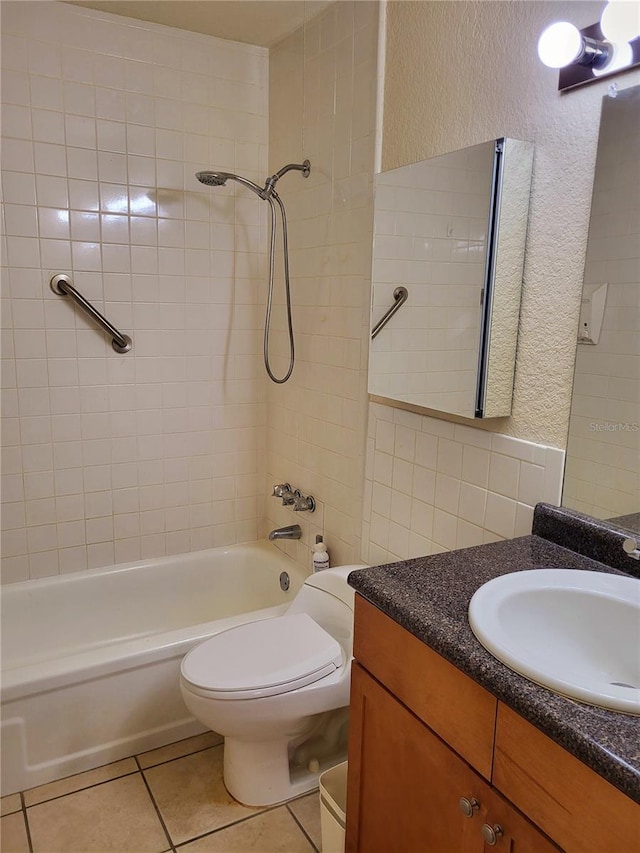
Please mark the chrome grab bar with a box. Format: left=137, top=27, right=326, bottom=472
left=50, top=274, right=132, bottom=353
left=371, top=286, right=408, bottom=340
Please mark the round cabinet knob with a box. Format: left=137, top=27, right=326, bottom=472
left=459, top=797, right=480, bottom=818
left=481, top=824, right=504, bottom=845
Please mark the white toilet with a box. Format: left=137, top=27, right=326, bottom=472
left=179, top=564, right=366, bottom=806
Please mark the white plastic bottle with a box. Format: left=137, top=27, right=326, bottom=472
left=312, top=534, right=330, bottom=572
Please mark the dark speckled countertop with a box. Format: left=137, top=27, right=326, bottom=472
left=348, top=534, right=640, bottom=804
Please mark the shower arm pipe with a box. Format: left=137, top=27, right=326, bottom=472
left=264, top=191, right=295, bottom=384
left=263, top=160, right=311, bottom=197
left=49, top=274, right=132, bottom=353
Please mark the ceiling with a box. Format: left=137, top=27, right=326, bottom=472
left=65, top=0, right=332, bottom=47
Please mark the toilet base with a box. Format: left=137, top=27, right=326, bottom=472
left=223, top=734, right=347, bottom=806
left=223, top=736, right=312, bottom=805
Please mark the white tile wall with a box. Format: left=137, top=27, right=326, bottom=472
left=265, top=1, right=379, bottom=570
left=362, top=403, right=565, bottom=565
left=1, top=1, right=269, bottom=582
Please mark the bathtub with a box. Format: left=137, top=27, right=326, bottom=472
left=0, top=541, right=307, bottom=796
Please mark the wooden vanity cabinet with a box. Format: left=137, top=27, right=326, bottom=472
left=346, top=596, right=639, bottom=853
left=347, top=662, right=558, bottom=853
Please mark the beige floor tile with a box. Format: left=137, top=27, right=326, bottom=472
left=144, top=746, right=262, bottom=845
left=137, top=730, right=223, bottom=769
left=1, top=793, right=22, bottom=817
left=24, top=757, right=138, bottom=806
left=179, top=806, right=315, bottom=852
left=288, top=791, right=322, bottom=851
left=0, top=811, right=30, bottom=852
left=27, top=773, right=169, bottom=853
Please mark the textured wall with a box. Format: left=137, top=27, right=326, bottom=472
left=382, top=0, right=640, bottom=447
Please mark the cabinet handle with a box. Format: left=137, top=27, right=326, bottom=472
left=459, top=797, right=480, bottom=818
left=481, top=824, right=504, bottom=845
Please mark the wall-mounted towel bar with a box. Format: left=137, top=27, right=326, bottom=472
left=49, top=274, right=132, bottom=353
left=371, top=286, right=408, bottom=340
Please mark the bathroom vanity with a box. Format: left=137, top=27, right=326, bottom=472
left=345, top=507, right=640, bottom=852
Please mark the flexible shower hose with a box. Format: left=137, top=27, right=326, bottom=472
left=264, top=191, right=295, bottom=384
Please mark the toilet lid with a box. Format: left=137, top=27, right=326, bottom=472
left=181, top=613, right=344, bottom=700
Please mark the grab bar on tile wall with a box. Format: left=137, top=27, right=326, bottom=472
left=371, top=286, right=408, bottom=340
left=49, top=274, right=132, bottom=353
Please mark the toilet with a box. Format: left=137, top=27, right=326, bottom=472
left=179, top=564, right=366, bottom=806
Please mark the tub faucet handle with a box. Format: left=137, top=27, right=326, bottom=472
left=273, top=483, right=295, bottom=505
left=272, top=483, right=291, bottom=498
left=293, top=490, right=316, bottom=512
left=281, top=489, right=296, bottom=506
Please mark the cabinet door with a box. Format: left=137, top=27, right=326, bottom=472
left=346, top=663, right=486, bottom=853
left=480, top=786, right=561, bottom=853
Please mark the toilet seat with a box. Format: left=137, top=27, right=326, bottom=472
left=181, top=612, right=344, bottom=700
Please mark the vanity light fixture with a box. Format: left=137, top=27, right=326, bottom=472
left=537, top=0, right=640, bottom=91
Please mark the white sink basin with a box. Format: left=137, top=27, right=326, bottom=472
left=468, top=569, right=640, bottom=715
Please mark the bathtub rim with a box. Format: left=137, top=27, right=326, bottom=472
left=0, top=538, right=300, bottom=595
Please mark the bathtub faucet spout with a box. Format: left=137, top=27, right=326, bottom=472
left=269, top=524, right=302, bottom=541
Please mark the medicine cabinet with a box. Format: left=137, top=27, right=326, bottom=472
left=368, top=138, right=534, bottom=419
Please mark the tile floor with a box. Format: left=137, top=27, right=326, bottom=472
left=0, top=733, right=322, bottom=853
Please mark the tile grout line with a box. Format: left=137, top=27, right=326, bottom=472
left=286, top=801, right=320, bottom=853
left=21, top=770, right=140, bottom=809
left=19, top=791, right=34, bottom=853
left=135, top=756, right=177, bottom=853
left=137, top=740, right=224, bottom=773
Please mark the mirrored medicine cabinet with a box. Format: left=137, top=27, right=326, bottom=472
left=368, top=137, right=534, bottom=419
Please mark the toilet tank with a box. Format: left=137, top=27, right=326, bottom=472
left=286, top=565, right=368, bottom=655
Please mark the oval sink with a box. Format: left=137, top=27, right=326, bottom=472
left=468, top=569, right=640, bottom=715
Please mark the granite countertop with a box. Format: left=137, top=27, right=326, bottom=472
left=348, top=534, right=640, bottom=804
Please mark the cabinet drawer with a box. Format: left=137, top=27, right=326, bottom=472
left=494, top=703, right=640, bottom=853
left=353, top=595, right=496, bottom=779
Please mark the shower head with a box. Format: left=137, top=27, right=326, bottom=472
left=196, top=170, right=266, bottom=197
left=196, top=171, right=229, bottom=187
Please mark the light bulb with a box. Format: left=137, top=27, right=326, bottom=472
left=538, top=22, right=583, bottom=68
left=600, top=1, right=640, bottom=44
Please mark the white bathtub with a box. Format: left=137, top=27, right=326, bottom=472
left=1, top=541, right=307, bottom=796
